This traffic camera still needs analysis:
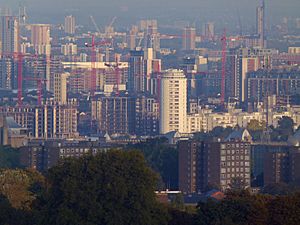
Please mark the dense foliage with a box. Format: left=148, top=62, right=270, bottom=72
left=1, top=149, right=300, bottom=225
left=34, top=150, right=169, bottom=225
left=0, top=146, right=22, bottom=169
left=128, top=138, right=179, bottom=189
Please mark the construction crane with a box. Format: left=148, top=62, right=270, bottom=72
left=221, top=29, right=227, bottom=105
left=108, top=16, right=117, bottom=29
left=1, top=51, right=25, bottom=106
left=23, top=77, right=47, bottom=105
left=90, top=15, right=101, bottom=34
left=104, top=55, right=122, bottom=96
left=85, top=35, right=111, bottom=96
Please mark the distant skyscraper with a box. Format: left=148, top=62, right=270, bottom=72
left=160, top=69, right=187, bottom=134
left=0, top=16, right=19, bottom=90
left=202, top=22, right=215, bottom=41
left=182, top=27, right=196, bottom=50
left=52, top=73, right=68, bottom=104
left=0, top=16, right=19, bottom=54
left=139, top=20, right=157, bottom=31
left=64, top=15, right=75, bottom=35
left=31, top=24, right=51, bottom=55
left=128, top=49, right=145, bottom=93
left=144, top=48, right=154, bottom=92
left=31, top=24, right=51, bottom=90
left=18, top=5, right=27, bottom=25
left=256, top=0, right=265, bottom=48
left=0, top=58, right=17, bottom=89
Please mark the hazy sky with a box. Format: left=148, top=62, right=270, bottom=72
left=1, top=0, right=299, bottom=27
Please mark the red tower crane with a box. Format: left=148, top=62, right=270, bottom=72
left=104, top=55, right=121, bottom=96
left=23, top=77, right=47, bottom=105
left=1, top=52, right=24, bottom=105
left=221, top=29, right=227, bottom=105
left=85, top=35, right=111, bottom=96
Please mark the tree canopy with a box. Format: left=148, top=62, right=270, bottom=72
left=34, top=150, right=169, bottom=225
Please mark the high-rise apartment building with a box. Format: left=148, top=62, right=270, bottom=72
left=52, top=73, right=69, bottom=104
left=0, top=16, right=19, bottom=54
left=64, top=15, right=75, bottom=35
left=31, top=24, right=51, bottom=55
left=178, top=141, right=202, bottom=193
left=179, top=139, right=251, bottom=193
left=0, top=16, right=19, bottom=90
left=256, top=0, right=265, bottom=48
left=91, top=95, right=136, bottom=135
left=160, top=69, right=187, bottom=134
left=61, top=43, right=77, bottom=56
left=0, top=57, right=17, bottom=89
left=182, top=27, right=196, bottom=50
left=0, top=101, right=78, bottom=139
left=128, top=49, right=145, bottom=93
left=135, top=95, right=159, bottom=136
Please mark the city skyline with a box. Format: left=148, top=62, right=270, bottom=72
left=0, top=0, right=299, bottom=27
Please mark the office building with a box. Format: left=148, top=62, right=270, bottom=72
left=64, top=15, right=75, bottom=35
left=160, top=69, right=187, bottom=134
left=182, top=27, right=196, bottom=50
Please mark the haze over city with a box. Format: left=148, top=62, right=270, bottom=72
left=1, top=0, right=299, bottom=26
left=0, top=0, right=300, bottom=224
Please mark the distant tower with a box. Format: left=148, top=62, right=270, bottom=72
left=256, top=0, right=265, bottom=48
left=128, top=49, right=145, bottom=93
left=52, top=73, right=68, bottom=104
left=64, top=15, right=75, bottom=35
left=31, top=24, right=51, bottom=55
left=18, top=5, right=27, bottom=25
left=160, top=69, right=187, bottom=134
left=202, top=22, right=215, bottom=41
left=182, top=27, right=196, bottom=50
left=0, top=16, right=19, bottom=54
left=0, top=16, right=19, bottom=90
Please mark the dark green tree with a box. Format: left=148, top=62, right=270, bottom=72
left=0, top=146, right=22, bottom=169
left=128, top=138, right=178, bottom=189
left=34, top=150, right=169, bottom=225
left=271, top=116, right=294, bottom=141
left=267, top=193, right=300, bottom=225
